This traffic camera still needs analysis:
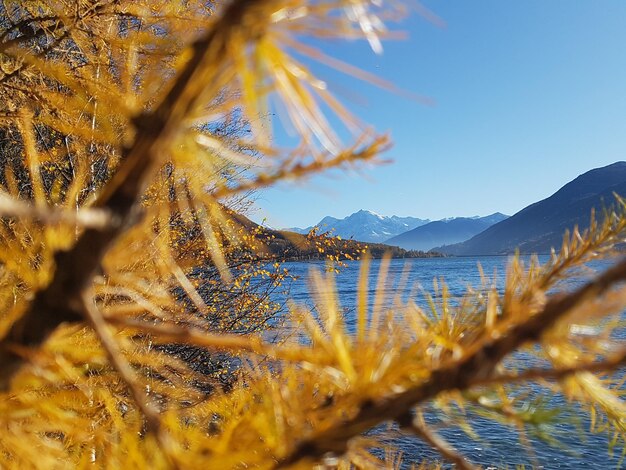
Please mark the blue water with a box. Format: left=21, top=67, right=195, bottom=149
left=276, top=256, right=625, bottom=469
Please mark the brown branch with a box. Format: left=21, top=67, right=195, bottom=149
left=276, top=256, right=626, bottom=467
left=0, top=0, right=275, bottom=390
left=401, top=413, right=477, bottom=470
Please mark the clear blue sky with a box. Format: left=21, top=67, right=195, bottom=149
left=253, top=1, right=626, bottom=229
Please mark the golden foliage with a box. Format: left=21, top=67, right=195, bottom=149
left=0, top=1, right=624, bottom=469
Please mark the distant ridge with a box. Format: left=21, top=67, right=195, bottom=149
left=385, top=213, right=508, bottom=251
left=437, top=162, right=626, bottom=255
left=286, top=210, right=429, bottom=243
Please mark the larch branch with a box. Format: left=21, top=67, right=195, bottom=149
left=0, top=0, right=275, bottom=390
left=276, top=256, right=626, bottom=467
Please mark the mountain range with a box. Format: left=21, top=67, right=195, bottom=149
left=286, top=210, right=430, bottom=243
left=282, top=162, right=626, bottom=256
left=437, top=161, right=626, bottom=255
left=286, top=210, right=508, bottom=250
left=385, top=213, right=508, bottom=251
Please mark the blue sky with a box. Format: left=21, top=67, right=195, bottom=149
left=253, top=1, right=626, bottom=229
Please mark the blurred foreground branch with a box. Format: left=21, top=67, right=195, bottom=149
left=0, top=0, right=274, bottom=390
left=278, top=256, right=626, bottom=467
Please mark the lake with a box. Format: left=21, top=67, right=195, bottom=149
left=276, top=256, right=624, bottom=468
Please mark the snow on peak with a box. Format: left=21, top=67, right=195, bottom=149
left=356, top=209, right=384, bottom=219
left=284, top=211, right=430, bottom=243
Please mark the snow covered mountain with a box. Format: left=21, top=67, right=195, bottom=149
left=286, top=210, right=430, bottom=243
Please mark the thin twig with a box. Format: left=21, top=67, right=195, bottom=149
left=476, top=349, right=626, bottom=387
left=210, top=135, right=390, bottom=200
left=402, top=413, right=477, bottom=470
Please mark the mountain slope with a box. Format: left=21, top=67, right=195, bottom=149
left=385, top=213, right=508, bottom=251
left=438, top=162, right=626, bottom=255
left=287, top=210, right=430, bottom=243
